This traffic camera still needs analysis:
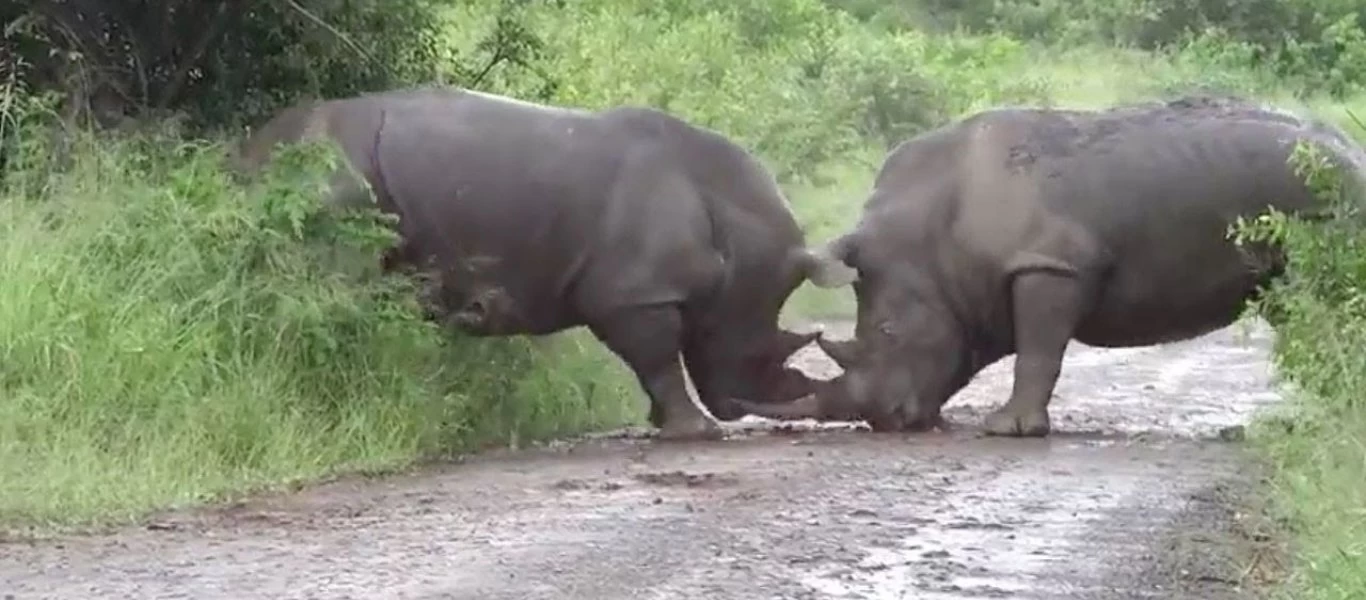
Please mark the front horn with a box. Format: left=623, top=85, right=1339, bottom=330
left=816, top=335, right=861, bottom=369
left=773, top=329, right=819, bottom=359
left=731, top=394, right=828, bottom=422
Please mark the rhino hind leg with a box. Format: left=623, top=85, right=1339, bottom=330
left=984, top=271, right=1087, bottom=438
left=589, top=306, right=724, bottom=441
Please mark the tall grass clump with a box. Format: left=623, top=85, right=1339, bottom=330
left=1232, top=108, right=1366, bottom=599
left=0, top=90, right=635, bottom=532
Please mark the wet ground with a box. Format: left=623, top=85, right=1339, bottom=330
left=1, top=319, right=1283, bottom=599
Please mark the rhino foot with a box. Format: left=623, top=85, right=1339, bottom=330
left=656, top=416, right=726, bottom=442
left=982, top=406, right=1051, bottom=437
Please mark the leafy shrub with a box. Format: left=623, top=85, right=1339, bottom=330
left=1230, top=110, right=1366, bottom=600
left=850, top=0, right=1366, bottom=98
left=1, top=0, right=566, bottom=133
left=0, top=91, right=634, bottom=528
left=433, top=0, right=1051, bottom=182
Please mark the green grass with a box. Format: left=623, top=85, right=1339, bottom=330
left=0, top=124, right=638, bottom=533
left=1252, top=362, right=1366, bottom=600
left=1236, top=98, right=1366, bottom=600
left=6, top=9, right=1366, bottom=600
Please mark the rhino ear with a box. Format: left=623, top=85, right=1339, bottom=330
left=801, top=235, right=859, bottom=288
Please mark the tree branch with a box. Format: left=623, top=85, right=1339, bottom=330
left=274, top=0, right=379, bottom=68
left=467, top=47, right=508, bottom=89
left=154, top=0, right=233, bottom=109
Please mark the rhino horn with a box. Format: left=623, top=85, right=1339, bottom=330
left=802, top=236, right=858, bottom=288
left=731, top=394, right=829, bottom=422
left=772, top=328, right=819, bottom=359
left=816, top=334, right=860, bottom=369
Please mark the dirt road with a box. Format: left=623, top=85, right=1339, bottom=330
left=1, top=319, right=1282, bottom=599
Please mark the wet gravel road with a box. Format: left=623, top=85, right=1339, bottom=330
left=1, top=319, right=1281, bottom=599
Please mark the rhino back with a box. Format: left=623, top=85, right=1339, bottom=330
left=953, top=101, right=1362, bottom=343
left=370, top=91, right=723, bottom=331
left=850, top=99, right=1366, bottom=350
left=933, top=102, right=1354, bottom=263
left=1043, top=113, right=1330, bottom=227
left=611, top=108, right=812, bottom=325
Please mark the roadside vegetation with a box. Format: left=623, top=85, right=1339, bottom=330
left=3, top=1, right=1365, bottom=596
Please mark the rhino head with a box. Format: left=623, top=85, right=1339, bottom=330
left=691, top=327, right=822, bottom=412
left=684, top=302, right=822, bottom=421
left=417, top=255, right=526, bottom=336
left=681, top=240, right=875, bottom=420
left=734, top=233, right=979, bottom=431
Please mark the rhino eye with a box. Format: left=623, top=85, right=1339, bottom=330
left=876, top=320, right=897, bottom=337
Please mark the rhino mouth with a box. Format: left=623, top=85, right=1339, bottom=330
left=420, top=283, right=521, bottom=336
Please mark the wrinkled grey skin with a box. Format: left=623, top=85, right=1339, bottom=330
left=232, top=86, right=852, bottom=441
left=743, top=95, right=1366, bottom=437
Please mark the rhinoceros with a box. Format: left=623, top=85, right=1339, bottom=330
left=231, top=86, right=852, bottom=441
left=740, top=95, right=1366, bottom=437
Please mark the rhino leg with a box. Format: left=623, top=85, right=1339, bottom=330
left=984, top=271, right=1086, bottom=438
left=591, top=306, right=724, bottom=441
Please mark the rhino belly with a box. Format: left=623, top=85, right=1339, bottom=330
left=1072, top=234, right=1265, bottom=348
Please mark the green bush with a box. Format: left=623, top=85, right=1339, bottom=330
left=3, top=1, right=438, bottom=129
left=438, top=0, right=1052, bottom=181
left=844, top=0, right=1366, bottom=98
left=1230, top=107, right=1366, bottom=599
left=0, top=91, right=636, bottom=530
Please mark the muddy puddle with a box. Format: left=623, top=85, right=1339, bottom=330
left=0, top=318, right=1280, bottom=599
left=793, top=440, right=1250, bottom=600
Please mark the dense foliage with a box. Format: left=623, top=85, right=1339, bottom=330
left=3, top=2, right=1366, bottom=597
left=832, top=0, right=1366, bottom=97
left=5, top=0, right=460, bottom=128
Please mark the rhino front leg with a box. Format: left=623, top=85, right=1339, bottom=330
left=591, top=306, right=725, bottom=441
left=984, top=271, right=1086, bottom=437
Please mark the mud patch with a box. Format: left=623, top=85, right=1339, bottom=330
left=0, top=321, right=1288, bottom=600
left=550, top=478, right=625, bottom=493
left=631, top=470, right=739, bottom=489
left=1138, top=471, right=1288, bottom=599
left=791, top=441, right=1268, bottom=600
